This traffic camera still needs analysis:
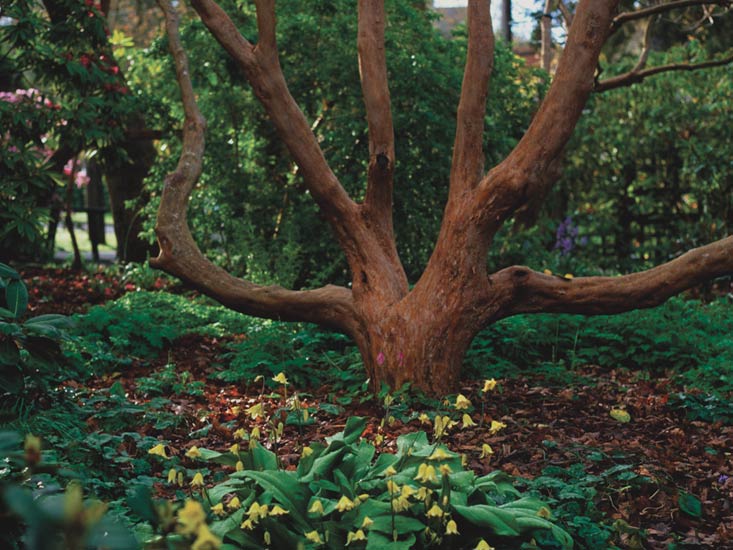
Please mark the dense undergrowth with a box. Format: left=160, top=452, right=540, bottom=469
left=1, top=264, right=732, bottom=549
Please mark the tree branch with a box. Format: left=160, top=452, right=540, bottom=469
left=611, top=0, right=732, bottom=32
left=359, top=0, right=395, bottom=223
left=190, top=0, right=358, bottom=230
left=494, top=235, right=733, bottom=317
left=450, top=0, right=494, bottom=192
left=595, top=54, right=733, bottom=92
left=151, top=0, right=358, bottom=335
left=475, top=0, right=619, bottom=232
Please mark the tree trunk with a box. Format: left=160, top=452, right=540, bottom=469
left=105, top=117, right=157, bottom=262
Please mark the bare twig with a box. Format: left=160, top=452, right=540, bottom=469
left=611, top=0, right=732, bottom=32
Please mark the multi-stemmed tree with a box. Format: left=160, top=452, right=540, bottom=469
left=152, top=0, right=733, bottom=395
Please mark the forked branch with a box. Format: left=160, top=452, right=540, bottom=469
left=151, top=0, right=358, bottom=335
left=595, top=54, right=733, bottom=92
left=494, top=236, right=733, bottom=317
left=359, top=0, right=396, bottom=224
left=611, top=0, right=732, bottom=32
left=450, top=0, right=494, bottom=192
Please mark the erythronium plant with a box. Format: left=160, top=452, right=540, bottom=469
left=151, top=0, right=733, bottom=395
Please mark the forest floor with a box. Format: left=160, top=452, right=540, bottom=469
left=22, top=267, right=733, bottom=549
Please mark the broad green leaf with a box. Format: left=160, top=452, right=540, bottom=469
left=453, top=504, right=520, bottom=536
left=5, top=279, right=28, bottom=318
left=678, top=491, right=702, bottom=518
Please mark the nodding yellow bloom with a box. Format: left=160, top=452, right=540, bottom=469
left=190, top=472, right=205, bottom=487
left=211, top=503, right=225, bottom=516
left=361, top=516, right=374, bottom=529
left=439, top=464, right=452, bottom=476
left=346, top=530, right=367, bottom=545
left=303, top=409, right=309, bottom=422
left=308, top=499, right=325, bottom=515
left=462, top=414, right=477, bottom=428
left=336, top=496, right=355, bottom=512
left=247, top=403, right=264, bottom=419
left=445, top=519, right=459, bottom=535
left=358, top=493, right=369, bottom=502
left=263, top=530, right=271, bottom=545
left=227, top=496, right=241, bottom=510
left=433, top=416, right=456, bottom=438
left=482, top=378, right=497, bottom=393
left=375, top=434, right=384, bottom=446
left=428, top=447, right=452, bottom=461
left=474, top=540, right=495, bottom=550
left=24, top=434, right=41, bottom=465
left=563, top=273, right=574, bottom=279
left=272, top=372, right=289, bottom=385
left=416, top=486, right=431, bottom=501
left=247, top=502, right=269, bottom=520
left=185, top=446, right=202, bottom=459
left=392, top=496, right=411, bottom=512
left=480, top=444, right=494, bottom=459
left=240, top=518, right=255, bottom=530
left=233, top=428, right=247, bottom=440
left=235, top=461, right=244, bottom=472
left=415, top=463, right=438, bottom=484
left=400, top=485, right=416, bottom=499
left=488, top=420, right=507, bottom=435
left=383, top=465, right=396, bottom=476
left=251, top=426, right=261, bottom=439
left=269, top=505, right=289, bottom=516
left=305, top=531, right=324, bottom=544
left=537, top=506, right=552, bottom=519
left=148, top=444, right=168, bottom=458
left=301, top=446, right=314, bottom=458
left=543, top=268, right=552, bottom=275
left=229, top=443, right=240, bottom=455
left=167, top=468, right=177, bottom=484
left=419, top=413, right=430, bottom=424
left=177, top=472, right=184, bottom=486
left=454, top=394, right=472, bottom=410
left=192, top=524, right=221, bottom=550
left=177, top=500, right=206, bottom=536
left=387, top=479, right=400, bottom=494
left=426, top=503, right=443, bottom=518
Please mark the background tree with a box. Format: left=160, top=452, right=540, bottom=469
left=151, top=0, right=733, bottom=395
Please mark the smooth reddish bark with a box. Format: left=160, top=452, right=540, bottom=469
left=153, top=0, right=733, bottom=395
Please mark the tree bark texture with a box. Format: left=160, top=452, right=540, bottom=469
left=152, top=0, right=733, bottom=396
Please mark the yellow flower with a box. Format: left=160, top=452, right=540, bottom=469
left=303, top=409, right=309, bottom=422
left=24, top=434, right=41, bottom=464
left=269, top=504, right=289, bottom=516
left=211, top=502, right=225, bottom=516
left=192, top=523, right=221, bottom=550
left=426, top=503, right=443, bottom=518
left=462, top=414, right=477, bottom=428
left=301, top=446, right=314, bottom=458
left=433, top=415, right=456, bottom=438
left=415, top=463, right=438, bottom=484
left=474, top=540, right=495, bottom=550
left=235, top=461, right=244, bottom=472
left=191, top=472, right=205, bottom=487
left=247, top=403, right=264, bottom=419
left=361, top=516, right=374, bottom=529
left=416, top=487, right=431, bottom=501
left=418, top=413, right=430, bottom=424
left=387, top=479, right=400, bottom=494
left=167, top=468, right=177, bottom=484
left=186, top=446, right=202, bottom=459
left=247, top=502, right=269, bottom=520
left=392, top=496, right=411, bottom=512
left=229, top=443, right=240, bottom=455
left=233, top=428, right=246, bottom=439
left=308, top=499, right=325, bottom=515
left=401, top=484, right=416, bottom=498
left=227, top=496, right=241, bottom=510
left=488, top=420, right=507, bottom=435
left=563, top=273, right=574, bottom=279
left=272, top=372, right=289, bottom=385
left=439, top=464, right=452, bottom=476
left=537, top=506, right=552, bottom=519
left=610, top=408, right=631, bottom=423
left=446, top=519, right=459, bottom=535
left=251, top=426, right=261, bottom=439
left=383, top=465, right=396, bottom=476
left=305, top=530, right=324, bottom=544
left=177, top=500, right=206, bottom=536
left=177, top=471, right=184, bottom=486
left=264, top=530, right=271, bottom=545
left=336, top=495, right=355, bottom=512
left=375, top=434, right=384, bottom=446
left=148, top=443, right=168, bottom=458
left=454, top=394, right=472, bottom=410
left=346, top=530, right=367, bottom=545
left=482, top=379, right=497, bottom=393
left=240, top=518, right=255, bottom=530
left=428, top=447, right=452, bottom=461
left=480, top=444, right=494, bottom=459
left=543, top=268, right=552, bottom=276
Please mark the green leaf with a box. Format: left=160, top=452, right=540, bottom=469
left=5, top=279, right=28, bottom=318
left=452, top=504, right=520, bottom=536
left=678, top=491, right=702, bottom=518
left=0, top=264, right=20, bottom=280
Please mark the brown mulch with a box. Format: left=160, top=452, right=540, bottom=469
left=20, top=267, right=733, bottom=549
